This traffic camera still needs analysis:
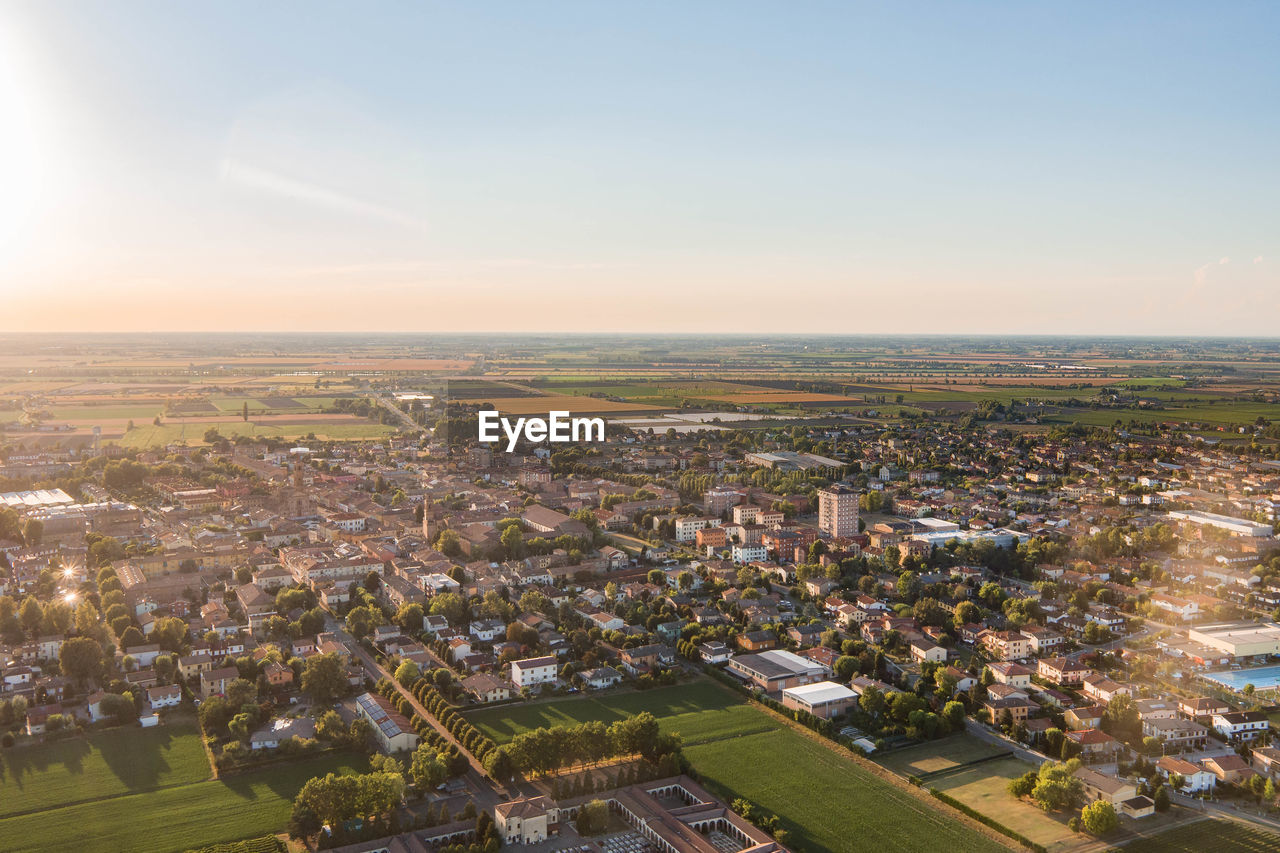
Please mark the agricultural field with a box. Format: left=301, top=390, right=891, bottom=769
left=0, top=722, right=210, bottom=818
left=1116, top=818, right=1280, bottom=853
left=484, top=395, right=668, bottom=416
left=1047, top=399, right=1280, bottom=429
left=468, top=682, right=1005, bottom=853
left=0, top=751, right=366, bottom=853
left=118, top=419, right=396, bottom=448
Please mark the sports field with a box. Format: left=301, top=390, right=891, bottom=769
left=468, top=682, right=1006, bottom=853
left=0, top=751, right=365, bottom=853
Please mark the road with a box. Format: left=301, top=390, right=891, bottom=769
left=964, top=721, right=1280, bottom=841
left=377, top=395, right=430, bottom=435
left=963, top=719, right=1050, bottom=765
left=328, top=618, right=506, bottom=799
left=1171, top=789, right=1280, bottom=834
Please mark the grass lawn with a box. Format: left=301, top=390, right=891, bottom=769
left=466, top=682, right=773, bottom=746
left=0, top=752, right=366, bottom=853
left=1115, top=817, right=1280, bottom=852
left=925, top=757, right=1081, bottom=852
left=877, top=737, right=1093, bottom=852
left=0, top=722, right=210, bottom=818
left=875, top=733, right=1008, bottom=778
left=470, top=683, right=1005, bottom=853
left=687, top=727, right=1006, bottom=853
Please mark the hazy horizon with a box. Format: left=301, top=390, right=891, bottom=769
left=2, top=2, right=1276, bottom=335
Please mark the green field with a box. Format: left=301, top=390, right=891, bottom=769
left=1050, top=400, right=1280, bottom=428
left=467, top=682, right=775, bottom=746
left=920, top=755, right=1079, bottom=852
left=0, top=752, right=366, bottom=853
left=1115, top=818, right=1280, bottom=852
left=875, top=733, right=1007, bottom=778
left=687, top=727, right=1005, bottom=853
left=0, top=722, right=210, bottom=818
left=469, top=682, right=1005, bottom=853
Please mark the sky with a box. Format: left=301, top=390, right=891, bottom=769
left=0, top=1, right=1277, bottom=335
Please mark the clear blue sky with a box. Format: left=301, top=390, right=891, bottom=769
left=2, top=1, right=1276, bottom=333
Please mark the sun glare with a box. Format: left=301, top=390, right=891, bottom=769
left=0, top=22, right=50, bottom=268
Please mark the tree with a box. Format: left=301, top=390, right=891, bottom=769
left=288, top=803, right=321, bottom=840
left=1153, top=784, right=1170, bottom=813
left=576, top=799, right=610, bottom=836
left=1031, top=761, right=1084, bottom=812
left=978, top=581, right=1006, bottom=610
left=21, top=518, right=43, bottom=547
left=395, top=602, right=424, bottom=633
left=834, top=655, right=859, bottom=681
left=913, top=596, right=945, bottom=627
left=1102, top=694, right=1141, bottom=746
left=151, top=616, right=189, bottom=652
left=226, top=678, right=257, bottom=709
left=316, top=710, right=346, bottom=741
left=953, top=600, right=982, bottom=627
left=435, top=529, right=462, bottom=557
left=346, top=604, right=384, bottom=639
left=500, top=524, right=524, bottom=558
left=19, top=596, right=43, bottom=637
left=394, top=659, right=421, bottom=687
left=228, top=713, right=252, bottom=741
left=300, top=653, right=347, bottom=703
left=242, top=401, right=249, bottom=422
left=60, top=636, right=105, bottom=687
left=429, top=593, right=467, bottom=626
left=99, top=692, right=137, bottom=725
left=483, top=745, right=514, bottom=780
left=410, top=743, right=447, bottom=789
left=1044, top=728, right=1065, bottom=759
left=1080, top=800, right=1118, bottom=836
left=118, top=626, right=145, bottom=651
left=1008, top=769, right=1038, bottom=798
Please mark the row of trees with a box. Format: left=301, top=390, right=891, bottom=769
left=405, top=678, right=498, bottom=763
left=290, top=770, right=405, bottom=837
left=505, top=712, right=682, bottom=777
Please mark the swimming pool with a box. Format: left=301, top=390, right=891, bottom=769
left=1203, top=664, right=1280, bottom=692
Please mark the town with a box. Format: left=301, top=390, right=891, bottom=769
left=4, top=337, right=1280, bottom=853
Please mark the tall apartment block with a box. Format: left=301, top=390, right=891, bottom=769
left=817, top=484, right=859, bottom=538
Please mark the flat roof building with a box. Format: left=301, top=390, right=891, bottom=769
left=1188, top=623, right=1280, bottom=658
left=1167, top=510, right=1273, bottom=538
left=781, top=681, right=857, bottom=719
left=728, top=649, right=828, bottom=692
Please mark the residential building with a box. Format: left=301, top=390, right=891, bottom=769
left=511, top=656, right=559, bottom=690
left=817, top=485, right=859, bottom=539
